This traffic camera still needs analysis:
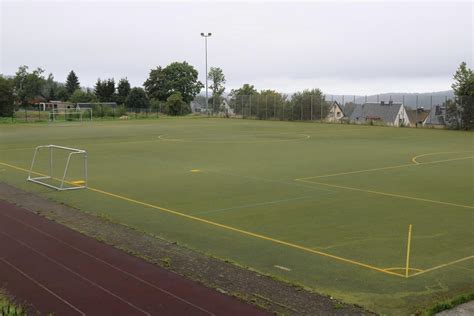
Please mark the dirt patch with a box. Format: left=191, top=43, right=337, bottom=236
left=0, top=182, right=372, bottom=315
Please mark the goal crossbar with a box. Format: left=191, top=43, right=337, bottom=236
left=27, top=145, right=88, bottom=191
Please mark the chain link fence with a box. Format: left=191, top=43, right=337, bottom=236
left=192, top=93, right=472, bottom=129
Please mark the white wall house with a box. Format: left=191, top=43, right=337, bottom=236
left=325, top=101, right=345, bottom=122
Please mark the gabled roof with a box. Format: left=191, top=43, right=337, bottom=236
left=406, top=109, right=429, bottom=125
left=423, top=106, right=446, bottom=125
left=349, top=102, right=403, bottom=123
left=342, top=103, right=356, bottom=117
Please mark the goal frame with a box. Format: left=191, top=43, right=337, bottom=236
left=48, top=108, right=93, bottom=123
left=27, top=145, right=88, bottom=191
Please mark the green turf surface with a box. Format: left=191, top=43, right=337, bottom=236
left=0, top=117, right=473, bottom=314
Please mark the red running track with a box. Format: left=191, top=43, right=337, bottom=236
left=0, top=200, right=268, bottom=315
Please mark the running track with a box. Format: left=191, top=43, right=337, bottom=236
left=0, top=200, right=268, bottom=315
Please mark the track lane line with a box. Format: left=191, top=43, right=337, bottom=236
left=0, top=211, right=215, bottom=316
left=0, top=257, right=85, bottom=316
left=0, top=230, right=151, bottom=316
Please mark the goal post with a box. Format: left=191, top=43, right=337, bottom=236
left=27, top=145, right=88, bottom=191
left=48, top=108, right=93, bottom=123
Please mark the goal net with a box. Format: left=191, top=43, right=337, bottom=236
left=48, top=108, right=92, bottom=123
left=27, top=145, right=88, bottom=191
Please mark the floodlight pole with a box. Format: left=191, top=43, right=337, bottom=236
left=201, top=32, right=212, bottom=115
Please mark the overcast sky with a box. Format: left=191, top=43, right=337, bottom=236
left=1, top=0, right=472, bottom=95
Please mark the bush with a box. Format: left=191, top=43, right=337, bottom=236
left=166, top=92, right=190, bottom=116
left=116, top=105, right=127, bottom=117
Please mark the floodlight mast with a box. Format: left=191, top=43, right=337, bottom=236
left=201, top=32, right=212, bottom=115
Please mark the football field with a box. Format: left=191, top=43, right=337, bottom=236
left=0, top=117, right=472, bottom=314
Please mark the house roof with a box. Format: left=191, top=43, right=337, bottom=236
left=406, top=109, right=429, bottom=125
left=423, top=106, right=446, bottom=125
left=342, top=103, right=356, bottom=117
left=349, top=102, right=404, bottom=123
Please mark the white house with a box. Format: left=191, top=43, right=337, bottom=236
left=325, top=101, right=345, bottom=122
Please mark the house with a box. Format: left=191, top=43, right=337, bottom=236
left=406, top=108, right=430, bottom=127
left=37, top=101, right=74, bottom=111
left=191, top=100, right=205, bottom=113
left=219, top=99, right=235, bottom=116
left=423, top=105, right=446, bottom=127
left=325, top=101, right=344, bottom=122
left=342, top=102, right=357, bottom=118
left=349, top=101, right=410, bottom=127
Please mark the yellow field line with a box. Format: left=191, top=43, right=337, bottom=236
left=383, top=267, right=424, bottom=273
left=0, top=160, right=405, bottom=278
left=408, top=255, right=474, bottom=278
left=405, top=224, right=413, bottom=278
left=296, top=155, right=474, bottom=180
left=295, top=163, right=413, bottom=180
left=296, top=179, right=474, bottom=209
left=411, top=150, right=474, bottom=164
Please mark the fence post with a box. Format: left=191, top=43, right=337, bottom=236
left=273, top=95, right=276, bottom=120
left=300, top=99, right=303, bottom=121
left=25, top=108, right=27, bottom=122
left=311, top=95, right=313, bottom=121
left=320, top=101, right=323, bottom=122
left=257, top=95, right=260, bottom=119
left=265, top=95, right=268, bottom=120
left=249, top=95, right=252, bottom=118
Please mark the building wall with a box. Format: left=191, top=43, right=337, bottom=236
left=394, top=106, right=410, bottom=127
left=326, top=104, right=344, bottom=122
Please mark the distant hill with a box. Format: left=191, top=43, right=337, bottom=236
left=325, top=91, right=454, bottom=109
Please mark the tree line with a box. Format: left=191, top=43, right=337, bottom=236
left=0, top=61, right=210, bottom=117
left=0, top=62, right=472, bottom=129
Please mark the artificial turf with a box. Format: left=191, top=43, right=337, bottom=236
left=0, top=117, right=472, bottom=314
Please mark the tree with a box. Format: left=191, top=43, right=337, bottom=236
left=69, top=88, right=97, bottom=103
left=55, top=84, right=69, bottom=101
left=13, top=65, right=46, bottom=105
left=165, top=92, right=190, bottom=116
left=65, top=70, right=80, bottom=96
left=450, top=62, right=474, bottom=129
left=0, top=76, right=15, bottom=116
left=230, top=83, right=258, bottom=97
left=117, top=78, right=131, bottom=105
left=94, top=78, right=116, bottom=102
left=229, top=84, right=259, bottom=117
left=125, top=87, right=149, bottom=109
left=208, top=67, right=226, bottom=113
left=144, top=61, right=203, bottom=104
left=290, top=89, right=327, bottom=120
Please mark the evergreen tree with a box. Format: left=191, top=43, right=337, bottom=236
left=65, top=70, right=80, bottom=96
left=117, top=78, right=131, bottom=104
left=94, top=78, right=116, bottom=102
left=450, top=62, right=474, bottom=130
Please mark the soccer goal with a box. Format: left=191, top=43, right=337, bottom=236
left=27, top=145, right=88, bottom=191
left=48, top=108, right=93, bottom=123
